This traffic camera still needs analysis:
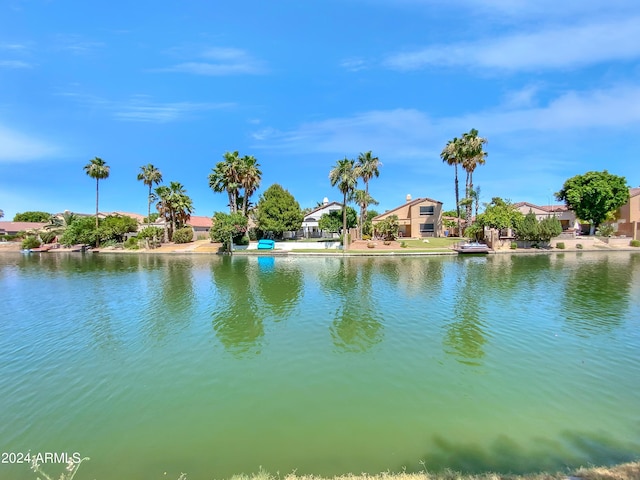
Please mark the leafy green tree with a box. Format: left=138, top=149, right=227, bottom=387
left=319, top=207, right=357, bottom=233
left=356, top=151, right=381, bottom=237
left=98, top=215, right=138, bottom=243
left=475, top=197, right=524, bottom=231
left=137, top=164, right=163, bottom=227
left=210, top=212, right=248, bottom=252
left=374, top=215, right=399, bottom=241
left=538, top=216, right=562, bottom=242
left=60, top=216, right=99, bottom=246
left=555, top=170, right=629, bottom=232
left=516, top=211, right=539, bottom=242
left=256, top=184, right=303, bottom=237
left=13, top=211, right=51, bottom=222
left=442, top=209, right=460, bottom=218
left=329, top=157, right=358, bottom=250
left=83, top=157, right=110, bottom=234
left=362, top=209, right=379, bottom=237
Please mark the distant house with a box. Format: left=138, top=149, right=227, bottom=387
left=614, top=187, right=640, bottom=240
left=300, top=198, right=342, bottom=238
left=187, top=216, right=213, bottom=236
left=513, top=202, right=578, bottom=232
left=372, top=195, right=443, bottom=238
left=0, top=221, right=48, bottom=236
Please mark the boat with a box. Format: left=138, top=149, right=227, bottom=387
left=453, top=241, right=490, bottom=254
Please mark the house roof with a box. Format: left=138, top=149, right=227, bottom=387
left=187, top=216, right=212, bottom=228
left=630, top=187, right=640, bottom=198
left=513, top=202, right=568, bottom=213
left=0, top=221, right=48, bottom=233
left=373, top=197, right=442, bottom=221
left=304, top=201, right=342, bottom=218
left=111, top=211, right=146, bottom=222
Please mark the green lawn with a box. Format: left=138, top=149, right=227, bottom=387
left=400, top=237, right=463, bottom=249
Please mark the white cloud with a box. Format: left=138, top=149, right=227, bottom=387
left=384, top=17, right=640, bottom=71
left=0, top=124, right=59, bottom=162
left=340, top=57, right=368, bottom=72
left=161, top=47, right=266, bottom=76
left=0, top=60, right=32, bottom=68
left=54, top=35, right=105, bottom=55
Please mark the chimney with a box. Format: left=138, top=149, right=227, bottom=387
left=406, top=194, right=412, bottom=203
left=323, top=197, right=329, bottom=206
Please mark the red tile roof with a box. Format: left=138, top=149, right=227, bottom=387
left=0, top=221, right=48, bottom=233
left=187, top=216, right=212, bottom=228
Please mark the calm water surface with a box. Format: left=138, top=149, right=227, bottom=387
left=0, top=252, right=639, bottom=480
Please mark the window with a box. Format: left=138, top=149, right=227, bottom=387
left=420, top=223, right=434, bottom=232
left=419, top=205, right=434, bottom=215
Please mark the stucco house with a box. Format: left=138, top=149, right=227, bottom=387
left=300, top=198, right=342, bottom=238
left=0, top=221, right=48, bottom=236
left=372, top=195, right=443, bottom=238
left=187, top=216, right=213, bottom=237
left=513, top=202, right=578, bottom=231
left=614, top=187, right=640, bottom=240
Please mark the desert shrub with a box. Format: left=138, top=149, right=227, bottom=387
left=400, top=241, right=407, bottom=248
left=367, top=242, right=375, bottom=248
left=172, top=227, right=193, bottom=244
left=22, top=236, right=41, bottom=249
left=510, top=241, right=517, bottom=249
left=576, top=243, right=584, bottom=249
left=630, top=240, right=640, bottom=247
left=247, top=227, right=259, bottom=241
left=383, top=240, right=391, bottom=245
left=556, top=242, right=565, bottom=249
left=234, top=235, right=250, bottom=246
left=39, top=230, right=57, bottom=244
left=197, top=234, right=208, bottom=241
left=138, top=226, right=163, bottom=240
left=362, top=234, right=371, bottom=241
left=596, top=224, right=615, bottom=237
left=124, top=237, right=139, bottom=250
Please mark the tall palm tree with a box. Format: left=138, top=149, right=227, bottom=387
left=460, top=129, right=488, bottom=223
left=329, top=157, right=358, bottom=250
left=239, top=155, right=262, bottom=216
left=83, top=157, right=110, bottom=236
left=155, top=185, right=171, bottom=243
left=137, top=164, right=163, bottom=227
left=155, top=182, right=193, bottom=242
left=441, top=137, right=462, bottom=236
left=0, top=209, right=3, bottom=220
left=356, top=151, right=381, bottom=237
left=352, top=189, right=379, bottom=237
left=209, top=151, right=242, bottom=214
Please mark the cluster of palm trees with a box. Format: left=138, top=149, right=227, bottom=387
left=208, top=151, right=262, bottom=217
left=440, top=128, right=488, bottom=234
left=329, top=151, right=381, bottom=249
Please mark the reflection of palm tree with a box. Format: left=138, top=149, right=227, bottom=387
left=210, top=257, right=264, bottom=354
left=320, top=258, right=383, bottom=352
left=256, top=262, right=304, bottom=318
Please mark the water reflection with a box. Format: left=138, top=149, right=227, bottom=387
left=256, top=258, right=303, bottom=319
left=562, top=254, right=637, bottom=336
left=210, top=256, right=264, bottom=355
left=444, top=259, right=488, bottom=365
left=320, top=258, right=384, bottom=352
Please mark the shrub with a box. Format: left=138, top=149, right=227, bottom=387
left=362, top=234, right=371, bottom=241
left=138, top=226, right=164, bottom=240
left=234, top=235, right=250, bottom=246
left=39, top=230, right=57, bottom=244
left=247, top=227, right=259, bottom=241
left=124, top=237, right=139, bottom=250
left=383, top=240, right=391, bottom=245
left=510, top=241, right=517, bottom=250
left=22, top=236, right=41, bottom=250
left=576, top=243, right=584, bottom=249
left=631, top=240, right=640, bottom=247
left=367, top=242, right=375, bottom=248
left=556, top=242, right=565, bottom=249
left=400, top=241, right=407, bottom=248
left=596, top=224, right=615, bottom=237
left=172, top=227, right=193, bottom=244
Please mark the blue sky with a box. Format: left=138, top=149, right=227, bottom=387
left=1, top=0, right=639, bottom=220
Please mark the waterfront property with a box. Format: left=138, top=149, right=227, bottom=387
left=300, top=198, right=342, bottom=238
left=373, top=195, right=443, bottom=238
left=614, top=187, right=640, bottom=240
left=1, top=252, right=638, bottom=479
left=512, top=202, right=578, bottom=232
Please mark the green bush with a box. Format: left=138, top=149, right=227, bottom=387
left=234, top=235, right=250, bottom=246
left=510, top=242, right=517, bottom=249
left=630, top=240, right=640, bottom=247
left=400, top=241, right=407, bottom=248
left=362, top=234, right=372, bottom=241
left=576, top=243, right=583, bottom=249
left=247, top=227, right=259, bottom=241
left=124, top=237, right=139, bottom=250
left=172, top=227, right=193, bottom=244
left=138, top=226, right=163, bottom=240
left=39, top=230, right=57, bottom=244
left=596, top=224, right=615, bottom=237
left=556, top=242, right=565, bottom=249
left=22, top=236, right=41, bottom=249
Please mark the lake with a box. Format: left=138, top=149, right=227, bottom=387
left=1, top=252, right=639, bottom=480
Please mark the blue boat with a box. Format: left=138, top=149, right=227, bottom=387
left=257, top=239, right=275, bottom=250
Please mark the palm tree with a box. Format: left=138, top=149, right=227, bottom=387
left=155, top=185, right=171, bottom=243
left=209, top=151, right=242, bottom=214
left=329, top=157, right=358, bottom=250
left=356, top=151, right=381, bottom=237
left=83, top=157, right=110, bottom=241
left=352, top=189, right=379, bottom=237
left=460, top=129, right=488, bottom=223
left=156, top=182, right=193, bottom=242
left=239, top=155, right=262, bottom=216
left=441, top=137, right=462, bottom=236
left=0, top=209, right=3, bottom=220
left=137, top=164, right=163, bottom=227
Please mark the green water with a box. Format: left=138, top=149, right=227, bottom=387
left=0, top=252, right=639, bottom=480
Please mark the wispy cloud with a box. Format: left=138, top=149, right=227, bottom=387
left=252, top=84, right=640, bottom=157
left=384, top=17, right=640, bottom=71
left=60, top=92, right=234, bottom=123
left=54, top=34, right=105, bottom=55
left=0, top=60, right=32, bottom=69
left=0, top=124, right=59, bottom=162
left=160, top=46, right=266, bottom=76
left=340, top=57, right=368, bottom=72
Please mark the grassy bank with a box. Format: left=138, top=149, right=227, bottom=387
left=222, top=462, right=640, bottom=480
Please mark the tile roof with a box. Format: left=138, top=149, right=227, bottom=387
left=187, top=216, right=212, bottom=228
left=630, top=187, right=640, bottom=198
left=0, top=221, right=48, bottom=233
left=373, top=197, right=442, bottom=220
